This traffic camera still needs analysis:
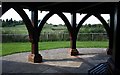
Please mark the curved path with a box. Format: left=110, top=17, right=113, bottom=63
left=1, top=48, right=110, bottom=74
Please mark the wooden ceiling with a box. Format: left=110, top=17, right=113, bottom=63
left=2, top=2, right=117, bottom=14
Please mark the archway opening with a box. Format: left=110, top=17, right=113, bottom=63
left=1, top=8, right=31, bottom=56
left=38, top=12, right=71, bottom=50
left=76, top=14, right=109, bottom=48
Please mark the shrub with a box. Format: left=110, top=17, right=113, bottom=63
left=2, top=34, right=29, bottom=42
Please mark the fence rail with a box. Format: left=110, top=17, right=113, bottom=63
left=1, top=33, right=108, bottom=42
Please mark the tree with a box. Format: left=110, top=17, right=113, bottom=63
left=9, top=18, right=13, bottom=24
left=18, top=20, right=24, bottom=25
left=2, top=18, right=18, bottom=27
left=9, top=18, right=14, bottom=26
left=88, top=24, right=91, bottom=27
left=58, top=24, right=63, bottom=26
left=2, top=19, right=8, bottom=27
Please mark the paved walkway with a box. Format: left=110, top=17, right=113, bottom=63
left=1, top=48, right=110, bottom=74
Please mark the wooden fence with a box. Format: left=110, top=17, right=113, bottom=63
left=1, top=33, right=108, bottom=42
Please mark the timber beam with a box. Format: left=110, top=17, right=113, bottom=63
left=76, top=14, right=91, bottom=35
left=93, top=14, right=110, bottom=38
left=13, top=6, right=33, bottom=34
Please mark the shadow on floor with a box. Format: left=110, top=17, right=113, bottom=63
left=1, top=53, right=109, bottom=75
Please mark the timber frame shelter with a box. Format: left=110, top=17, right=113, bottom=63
left=1, top=2, right=120, bottom=74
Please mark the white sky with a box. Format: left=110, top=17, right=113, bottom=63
left=0, top=8, right=110, bottom=25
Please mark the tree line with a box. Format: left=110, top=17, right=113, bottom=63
left=1, top=18, right=24, bottom=27
left=1, top=18, right=45, bottom=27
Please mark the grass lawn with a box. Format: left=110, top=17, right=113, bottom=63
left=1, top=41, right=108, bottom=56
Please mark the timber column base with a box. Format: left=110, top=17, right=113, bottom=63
left=28, top=54, right=42, bottom=63
left=71, top=49, right=79, bottom=56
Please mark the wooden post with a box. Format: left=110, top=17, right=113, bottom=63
left=107, top=13, right=114, bottom=55
left=28, top=9, right=42, bottom=63
left=113, top=3, right=120, bottom=74
left=70, top=12, right=79, bottom=56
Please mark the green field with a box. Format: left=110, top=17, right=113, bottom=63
left=1, top=41, right=108, bottom=56
left=2, top=25, right=28, bottom=34
left=2, top=24, right=68, bottom=34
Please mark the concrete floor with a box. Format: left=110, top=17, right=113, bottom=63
left=1, top=48, right=110, bottom=74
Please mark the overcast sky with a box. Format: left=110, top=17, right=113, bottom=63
left=1, top=8, right=110, bottom=25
